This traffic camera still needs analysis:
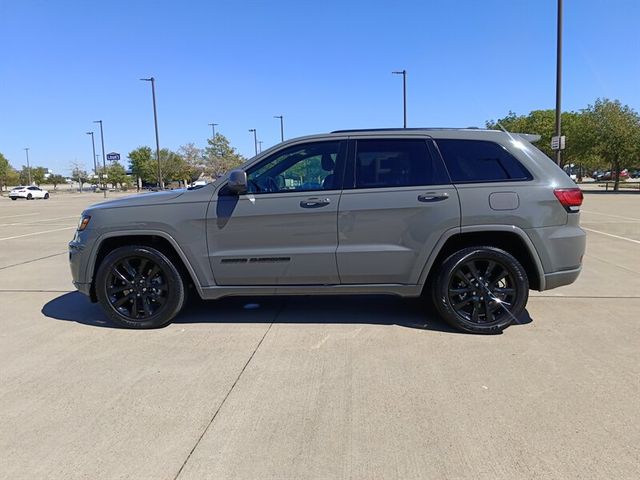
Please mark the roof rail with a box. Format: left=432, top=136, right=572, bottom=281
left=330, top=127, right=488, bottom=134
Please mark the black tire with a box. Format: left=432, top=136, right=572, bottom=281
left=11, top=197, right=17, bottom=200
left=431, top=246, right=529, bottom=334
left=95, top=245, right=185, bottom=329
left=44, top=193, right=49, bottom=199
left=27, top=193, right=32, bottom=200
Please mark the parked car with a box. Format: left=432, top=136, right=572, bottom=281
left=69, top=128, right=585, bottom=334
left=597, top=170, right=629, bottom=181
left=9, top=185, right=49, bottom=200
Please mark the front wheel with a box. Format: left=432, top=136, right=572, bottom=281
left=27, top=193, right=32, bottom=200
left=11, top=197, right=17, bottom=200
left=95, top=245, right=186, bottom=328
left=432, top=246, right=529, bottom=334
left=44, top=193, right=49, bottom=199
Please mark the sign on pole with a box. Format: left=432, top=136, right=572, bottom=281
left=106, top=152, right=121, bottom=161
left=551, top=136, right=566, bottom=151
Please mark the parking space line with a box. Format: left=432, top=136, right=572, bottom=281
left=0, top=252, right=67, bottom=271
left=0, top=212, right=40, bottom=220
left=172, top=305, right=283, bottom=480
left=581, top=210, right=640, bottom=222
left=583, top=227, right=640, bottom=245
left=0, top=226, right=76, bottom=242
left=0, top=216, right=78, bottom=227
left=17, top=215, right=77, bottom=224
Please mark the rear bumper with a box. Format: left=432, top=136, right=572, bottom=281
left=543, top=266, right=582, bottom=290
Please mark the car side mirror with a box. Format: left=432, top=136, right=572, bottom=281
left=227, top=169, right=248, bottom=195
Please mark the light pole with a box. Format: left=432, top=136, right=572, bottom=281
left=392, top=70, right=407, bottom=128
left=249, top=129, right=258, bottom=156
left=208, top=123, right=219, bottom=139
left=273, top=115, right=284, bottom=142
left=141, top=77, right=162, bottom=188
left=24, top=148, right=31, bottom=185
left=258, top=140, right=263, bottom=153
left=86, top=131, right=97, bottom=176
left=554, top=0, right=563, bottom=165
left=93, top=120, right=107, bottom=198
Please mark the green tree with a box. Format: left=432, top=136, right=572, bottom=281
left=178, top=143, right=205, bottom=183
left=70, top=165, right=89, bottom=191
left=486, top=109, right=587, bottom=168
left=128, top=146, right=156, bottom=185
left=48, top=174, right=67, bottom=190
left=105, top=161, right=129, bottom=189
left=204, top=133, right=246, bottom=177
left=582, top=98, right=640, bottom=190
left=19, top=165, right=47, bottom=185
left=0, top=152, right=16, bottom=191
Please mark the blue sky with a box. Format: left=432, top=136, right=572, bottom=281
left=1, top=0, right=639, bottom=175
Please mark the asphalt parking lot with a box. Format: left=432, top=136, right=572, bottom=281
left=0, top=191, right=638, bottom=480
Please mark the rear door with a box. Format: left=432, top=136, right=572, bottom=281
left=337, top=137, right=460, bottom=284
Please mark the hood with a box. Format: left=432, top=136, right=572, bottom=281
left=89, top=189, right=186, bottom=210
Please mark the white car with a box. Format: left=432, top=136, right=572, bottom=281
left=9, top=186, right=49, bottom=200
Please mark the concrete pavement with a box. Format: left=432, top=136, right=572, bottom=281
left=0, top=191, right=638, bottom=479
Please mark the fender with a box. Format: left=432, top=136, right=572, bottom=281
left=416, top=224, right=546, bottom=291
left=85, top=229, right=206, bottom=298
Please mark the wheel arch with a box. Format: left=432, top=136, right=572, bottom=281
left=420, top=226, right=545, bottom=292
left=88, top=231, right=202, bottom=302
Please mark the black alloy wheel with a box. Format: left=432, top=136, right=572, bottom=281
left=96, top=246, right=185, bottom=328
left=432, top=246, right=529, bottom=334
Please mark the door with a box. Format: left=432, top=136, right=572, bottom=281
left=337, top=137, right=460, bottom=284
left=207, top=140, right=347, bottom=286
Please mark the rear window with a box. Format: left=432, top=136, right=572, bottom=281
left=436, top=139, right=532, bottom=183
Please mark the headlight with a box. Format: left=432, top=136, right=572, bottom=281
left=77, top=214, right=91, bottom=231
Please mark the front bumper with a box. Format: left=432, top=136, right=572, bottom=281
left=69, top=231, right=95, bottom=298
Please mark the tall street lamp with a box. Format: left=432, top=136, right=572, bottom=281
left=208, top=123, right=219, bottom=139
left=258, top=140, right=263, bottom=153
left=554, top=0, right=563, bottom=165
left=140, top=77, right=162, bottom=188
left=392, top=70, right=407, bottom=128
left=86, top=131, right=97, bottom=175
left=24, top=147, right=31, bottom=185
left=273, top=115, right=284, bottom=142
left=93, top=120, right=107, bottom=198
left=249, top=129, right=258, bottom=156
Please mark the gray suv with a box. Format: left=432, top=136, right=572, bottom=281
left=69, top=128, right=585, bottom=333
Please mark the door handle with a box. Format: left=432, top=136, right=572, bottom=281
left=417, top=192, right=449, bottom=202
left=300, top=197, right=331, bottom=208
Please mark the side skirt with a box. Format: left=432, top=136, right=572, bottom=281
left=198, top=283, right=423, bottom=300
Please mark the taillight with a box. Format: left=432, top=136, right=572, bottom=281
left=554, top=188, right=583, bottom=212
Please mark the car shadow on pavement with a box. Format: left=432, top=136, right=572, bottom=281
left=42, top=291, right=533, bottom=334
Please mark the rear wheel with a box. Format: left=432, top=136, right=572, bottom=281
left=95, top=245, right=185, bottom=328
left=11, top=197, right=17, bottom=201
left=432, top=246, right=529, bottom=334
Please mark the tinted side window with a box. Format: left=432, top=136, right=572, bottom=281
left=436, top=139, right=531, bottom=183
left=353, top=139, right=447, bottom=189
